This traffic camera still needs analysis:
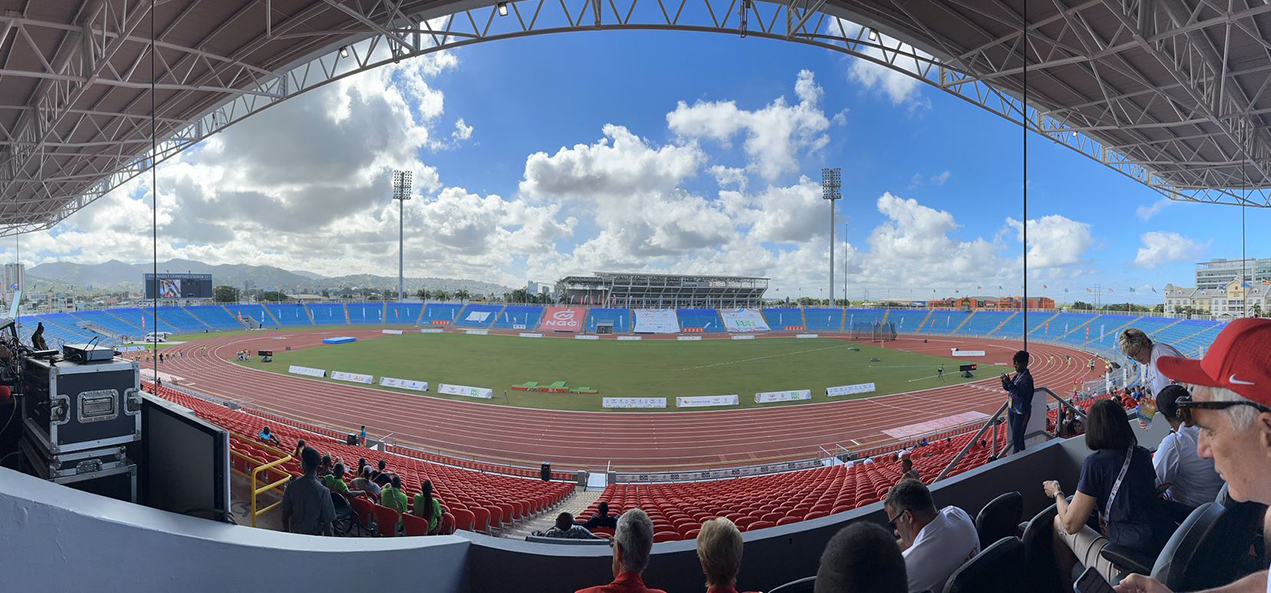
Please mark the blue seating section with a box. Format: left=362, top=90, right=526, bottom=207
left=762, top=308, right=803, bottom=329
left=885, top=309, right=927, bottom=333
left=186, top=305, right=245, bottom=330
left=956, top=311, right=1012, bottom=335
left=72, top=310, right=142, bottom=337
left=421, top=303, right=462, bottom=325
left=18, top=314, right=108, bottom=348
left=845, top=309, right=887, bottom=328
left=676, top=309, right=725, bottom=332
left=109, top=308, right=180, bottom=334
left=491, top=306, right=544, bottom=330
left=156, top=307, right=209, bottom=332
left=1081, top=315, right=1139, bottom=349
left=584, top=308, right=631, bottom=333
left=1029, top=313, right=1085, bottom=339
left=803, top=309, right=844, bottom=331
left=921, top=311, right=969, bottom=333
left=347, top=303, right=385, bottom=324
left=223, top=304, right=268, bottom=327
left=307, top=303, right=345, bottom=325
left=265, top=304, right=311, bottom=326
left=453, top=304, right=502, bottom=328
left=386, top=303, right=422, bottom=325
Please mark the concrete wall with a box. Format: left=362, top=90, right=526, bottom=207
left=2, top=433, right=1127, bottom=593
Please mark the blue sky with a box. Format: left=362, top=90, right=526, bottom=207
left=8, top=26, right=1267, bottom=304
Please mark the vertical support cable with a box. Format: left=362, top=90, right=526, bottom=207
left=150, top=1, right=158, bottom=378
left=1022, top=4, right=1028, bottom=353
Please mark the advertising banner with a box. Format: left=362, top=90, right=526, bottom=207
left=465, top=311, right=491, bottom=322
left=730, top=335, right=756, bottom=340
left=381, top=329, right=404, bottom=335
left=634, top=309, right=680, bottom=334
left=603, top=397, right=667, bottom=409
left=675, top=394, right=739, bottom=408
left=755, top=389, right=812, bottom=403
left=720, top=308, right=771, bottom=332
left=331, top=371, right=373, bottom=384
left=379, top=377, right=428, bottom=392
left=826, top=382, right=877, bottom=397
left=796, top=333, right=819, bottom=339
left=288, top=365, right=326, bottom=378
left=439, top=384, right=493, bottom=399
left=465, top=329, right=488, bottom=335
left=617, top=336, right=642, bottom=341
left=519, top=333, right=542, bottom=338
left=951, top=349, right=985, bottom=357
left=677, top=336, right=702, bottom=341
left=540, top=306, right=585, bottom=332
left=575, top=334, right=600, bottom=340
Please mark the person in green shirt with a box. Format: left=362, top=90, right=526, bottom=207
left=411, top=479, right=444, bottom=534
left=382, top=474, right=409, bottom=514
left=323, top=463, right=364, bottom=498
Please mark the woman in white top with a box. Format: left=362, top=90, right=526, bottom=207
left=1118, top=328, right=1184, bottom=398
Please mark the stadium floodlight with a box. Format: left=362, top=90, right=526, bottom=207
left=822, top=167, right=842, bottom=306
left=868, top=29, right=879, bottom=42
left=339, top=46, right=350, bottom=58
left=392, top=170, right=413, bottom=303
left=497, top=2, right=509, bottom=16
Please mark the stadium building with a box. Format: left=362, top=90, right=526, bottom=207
left=554, top=272, right=768, bottom=308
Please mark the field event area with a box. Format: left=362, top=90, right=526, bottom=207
left=230, top=331, right=992, bottom=411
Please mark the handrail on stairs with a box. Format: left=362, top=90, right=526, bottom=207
left=933, top=387, right=1086, bottom=483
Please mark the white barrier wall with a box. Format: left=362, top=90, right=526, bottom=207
left=288, top=365, right=325, bottom=378
left=826, top=383, right=876, bottom=397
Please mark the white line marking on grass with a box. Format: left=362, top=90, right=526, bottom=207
left=679, top=344, right=851, bottom=371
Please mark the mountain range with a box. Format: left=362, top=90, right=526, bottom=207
left=26, top=259, right=510, bottom=295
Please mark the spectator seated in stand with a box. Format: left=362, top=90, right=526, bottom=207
left=381, top=474, right=409, bottom=516
left=885, top=478, right=980, bottom=593
left=348, top=466, right=380, bottom=502
left=580, top=501, right=620, bottom=530
left=411, top=479, right=444, bottom=535
left=576, top=508, right=666, bottom=593
left=318, top=455, right=333, bottom=481
left=257, top=425, right=282, bottom=448
left=813, top=521, right=908, bottom=593
left=374, top=460, right=392, bottom=487
left=534, top=512, right=601, bottom=540
left=279, top=447, right=335, bottom=536
left=1044, top=399, right=1174, bottom=585
left=1153, top=385, right=1225, bottom=512
left=324, top=463, right=363, bottom=498
left=900, top=457, right=920, bottom=482
left=696, top=517, right=756, bottom=593
left=291, top=439, right=306, bottom=459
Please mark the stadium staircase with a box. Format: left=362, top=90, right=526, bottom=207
left=880, top=309, right=890, bottom=324
left=343, top=303, right=351, bottom=324
left=261, top=306, right=282, bottom=327
left=181, top=306, right=215, bottom=331
left=1083, top=315, right=1141, bottom=348
left=219, top=304, right=250, bottom=329
left=986, top=311, right=1016, bottom=335
left=302, top=304, right=316, bottom=325
left=916, top=309, right=934, bottom=332
left=839, top=308, right=848, bottom=331
left=1057, top=314, right=1099, bottom=341
left=1027, top=311, right=1062, bottom=335
left=800, top=307, right=808, bottom=329
left=102, top=309, right=144, bottom=333
left=951, top=311, right=976, bottom=334
left=413, top=304, right=426, bottom=326
left=1146, top=317, right=1185, bottom=340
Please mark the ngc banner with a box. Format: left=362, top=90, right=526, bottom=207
left=754, top=389, right=812, bottom=403
left=675, top=394, right=739, bottom=408
left=720, top=308, right=771, bottom=332
left=439, top=384, right=493, bottom=399
left=540, top=306, right=586, bottom=331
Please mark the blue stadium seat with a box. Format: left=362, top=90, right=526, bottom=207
left=453, top=304, right=502, bottom=328
left=386, top=303, right=422, bottom=325
left=264, top=303, right=311, bottom=326
left=676, top=308, right=725, bottom=332
left=802, top=308, right=843, bottom=331
left=922, top=310, right=970, bottom=333
left=420, top=303, right=462, bottom=326
left=223, top=304, right=268, bottom=328
left=762, top=308, right=803, bottom=329
left=584, top=308, right=631, bottom=333
left=490, top=305, right=544, bottom=330
left=346, top=302, right=385, bottom=324
left=186, top=305, right=245, bottom=330
left=306, top=303, right=345, bottom=325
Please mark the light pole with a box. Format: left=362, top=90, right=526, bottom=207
left=822, top=168, right=841, bottom=306
left=391, top=170, right=413, bottom=303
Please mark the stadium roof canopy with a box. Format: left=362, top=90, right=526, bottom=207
left=2, top=0, right=1270, bottom=237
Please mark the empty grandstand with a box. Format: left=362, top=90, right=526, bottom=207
left=554, top=272, right=767, bottom=308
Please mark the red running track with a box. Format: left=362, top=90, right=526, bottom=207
left=152, top=330, right=1103, bottom=472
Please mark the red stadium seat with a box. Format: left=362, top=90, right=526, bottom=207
left=653, top=531, right=678, bottom=543
left=451, top=508, right=476, bottom=532
left=373, top=504, right=401, bottom=537
left=349, top=496, right=375, bottom=534
left=775, top=516, right=800, bottom=526
left=747, top=520, right=775, bottom=531
left=401, top=512, right=430, bottom=536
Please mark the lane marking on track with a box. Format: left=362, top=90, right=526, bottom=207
left=679, top=344, right=851, bottom=371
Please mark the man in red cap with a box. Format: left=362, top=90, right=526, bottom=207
left=1116, top=318, right=1271, bottom=593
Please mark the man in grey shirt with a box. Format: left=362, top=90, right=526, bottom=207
left=533, top=512, right=601, bottom=539
left=349, top=466, right=381, bottom=502
left=280, top=447, right=335, bottom=536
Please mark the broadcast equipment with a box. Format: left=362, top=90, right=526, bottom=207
left=258, top=349, right=273, bottom=363
left=22, top=355, right=141, bottom=455
left=959, top=364, right=977, bottom=378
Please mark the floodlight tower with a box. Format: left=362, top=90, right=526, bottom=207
left=392, top=170, right=413, bottom=302
left=822, top=168, right=842, bottom=306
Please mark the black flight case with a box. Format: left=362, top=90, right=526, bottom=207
left=21, top=352, right=141, bottom=455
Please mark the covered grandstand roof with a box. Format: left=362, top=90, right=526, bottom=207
left=1, top=0, right=1268, bottom=236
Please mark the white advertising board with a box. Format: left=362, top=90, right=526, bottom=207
left=730, top=335, right=756, bottom=340
left=634, top=309, right=680, bottom=334
left=617, top=336, right=642, bottom=341
left=677, top=336, right=702, bottom=341
left=331, top=371, right=373, bottom=384
left=796, top=333, right=819, bottom=339
left=676, top=394, right=739, bottom=408
left=465, top=329, right=488, bottom=335
left=288, top=365, right=326, bottom=378
left=755, top=389, right=812, bottom=403
left=575, top=334, right=600, bottom=340
left=420, top=328, right=444, bottom=333
left=603, top=397, right=667, bottom=409
left=438, top=383, right=493, bottom=399
left=826, top=382, right=877, bottom=397
left=519, top=333, right=543, bottom=338
left=720, top=308, right=771, bottom=332
left=951, top=349, right=985, bottom=357
left=379, top=377, right=428, bottom=392
left=381, top=329, right=404, bottom=335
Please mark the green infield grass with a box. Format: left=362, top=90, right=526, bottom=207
left=233, top=332, right=985, bottom=412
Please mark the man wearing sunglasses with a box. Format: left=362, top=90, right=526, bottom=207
left=1116, top=318, right=1271, bottom=593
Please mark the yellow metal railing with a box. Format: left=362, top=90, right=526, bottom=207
left=228, top=434, right=294, bottom=527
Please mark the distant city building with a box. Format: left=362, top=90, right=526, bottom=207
left=1165, top=280, right=1270, bottom=318
left=930, top=295, right=1055, bottom=310
left=1195, top=257, right=1270, bottom=291
left=527, top=281, right=552, bottom=296
left=2, top=263, right=24, bottom=304
left=554, top=272, right=768, bottom=308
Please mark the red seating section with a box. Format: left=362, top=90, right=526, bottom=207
left=582, top=429, right=1008, bottom=541
left=145, top=382, right=572, bottom=534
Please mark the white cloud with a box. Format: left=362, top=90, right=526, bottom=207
left=452, top=118, right=473, bottom=141
left=907, top=172, right=924, bottom=190
left=708, top=165, right=748, bottom=192
left=1136, top=198, right=1172, bottom=221
left=667, top=70, right=830, bottom=181
left=832, top=108, right=849, bottom=126
left=1005, top=214, right=1093, bottom=268
left=844, top=28, right=931, bottom=110
left=931, top=170, right=951, bottom=185
left=1134, top=231, right=1204, bottom=269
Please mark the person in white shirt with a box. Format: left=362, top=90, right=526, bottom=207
left=1118, top=328, right=1184, bottom=398
left=884, top=478, right=980, bottom=593
left=1153, top=385, right=1225, bottom=509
